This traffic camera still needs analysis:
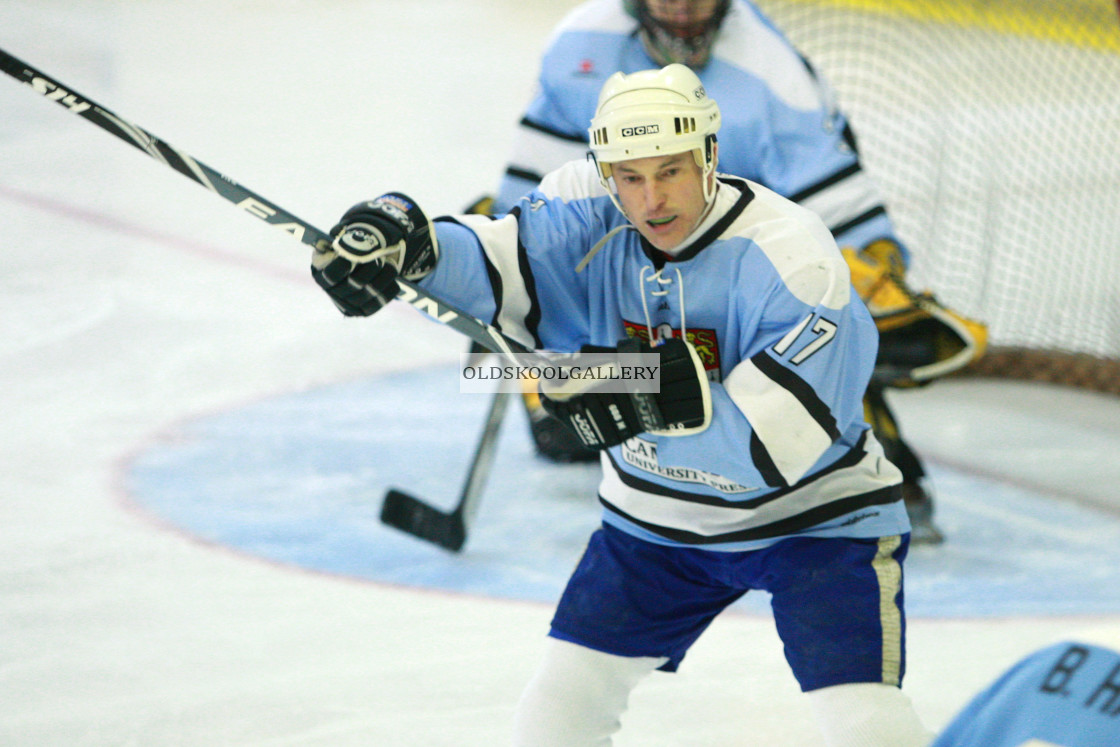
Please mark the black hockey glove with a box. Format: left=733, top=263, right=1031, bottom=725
left=540, top=337, right=712, bottom=450
left=311, top=193, right=438, bottom=317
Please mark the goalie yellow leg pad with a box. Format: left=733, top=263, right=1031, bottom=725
left=843, top=243, right=989, bottom=387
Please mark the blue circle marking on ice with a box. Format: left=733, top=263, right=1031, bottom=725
left=127, top=364, right=1120, bottom=618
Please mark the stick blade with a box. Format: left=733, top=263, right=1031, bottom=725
left=380, top=489, right=466, bottom=552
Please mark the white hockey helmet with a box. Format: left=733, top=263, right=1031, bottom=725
left=589, top=64, right=721, bottom=200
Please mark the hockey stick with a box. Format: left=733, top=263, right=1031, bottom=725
left=381, top=344, right=510, bottom=552
left=0, top=46, right=538, bottom=362
left=378, top=210, right=513, bottom=551
left=2, top=47, right=654, bottom=551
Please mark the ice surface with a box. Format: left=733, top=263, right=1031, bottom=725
left=3, top=2, right=1119, bottom=744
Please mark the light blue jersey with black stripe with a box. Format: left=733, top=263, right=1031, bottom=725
left=932, top=629, right=1120, bottom=747
left=424, top=159, right=908, bottom=550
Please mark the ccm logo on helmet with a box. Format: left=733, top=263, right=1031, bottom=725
left=621, top=124, right=660, bottom=137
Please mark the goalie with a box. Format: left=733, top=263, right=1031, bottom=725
left=469, top=0, right=988, bottom=543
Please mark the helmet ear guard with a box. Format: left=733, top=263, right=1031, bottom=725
left=703, top=132, right=716, bottom=169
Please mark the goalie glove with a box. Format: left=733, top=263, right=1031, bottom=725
left=311, top=193, right=439, bottom=317
left=539, top=337, right=712, bottom=450
left=844, top=239, right=988, bottom=387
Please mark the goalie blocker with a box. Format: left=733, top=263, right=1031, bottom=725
left=844, top=239, right=988, bottom=388
left=540, top=337, right=712, bottom=450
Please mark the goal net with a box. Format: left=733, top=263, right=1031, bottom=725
left=753, top=0, right=1120, bottom=392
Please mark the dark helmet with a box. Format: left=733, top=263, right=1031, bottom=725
left=625, top=0, right=732, bottom=68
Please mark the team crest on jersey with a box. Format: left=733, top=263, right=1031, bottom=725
left=622, top=321, right=722, bottom=381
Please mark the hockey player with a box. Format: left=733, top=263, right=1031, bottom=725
left=313, top=64, right=932, bottom=746
left=474, top=0, right=986, bottom=544
left=932, top=625, right=1120, bottom=747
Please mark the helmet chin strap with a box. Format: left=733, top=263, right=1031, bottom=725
left=700, top=142, right=718, bottom=205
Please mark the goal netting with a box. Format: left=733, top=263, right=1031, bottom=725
left=753, top=0, right=1120, bottom=392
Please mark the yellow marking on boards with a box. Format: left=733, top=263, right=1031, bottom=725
left=774, top=0, right=1120, bottom=53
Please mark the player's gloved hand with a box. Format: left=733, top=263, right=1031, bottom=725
left=539, top=337, right=712, bottom=450
left=311, top=192, right=439, bottom=317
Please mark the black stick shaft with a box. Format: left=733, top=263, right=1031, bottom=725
left=458, top=388, right=511, bottom=526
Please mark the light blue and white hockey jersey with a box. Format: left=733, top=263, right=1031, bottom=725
left=422, top=159, right=908, bottom=551
left=494, top=0, right=906, bottom=261
left=932, top=626, right=1120, bottom=747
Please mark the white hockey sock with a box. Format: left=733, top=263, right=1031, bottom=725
left=513, top=638, right=666, bottom=746
left=808, top=682, right=935, bottom=747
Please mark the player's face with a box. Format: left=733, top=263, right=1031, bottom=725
left=644, top=0, right=724, bottom=38
left=613, top=152, right=708, bottom=252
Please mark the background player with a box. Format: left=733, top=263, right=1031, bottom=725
left=472, top=0, right=986, bottom=544
left=313, top=63, right=932, bottom=746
